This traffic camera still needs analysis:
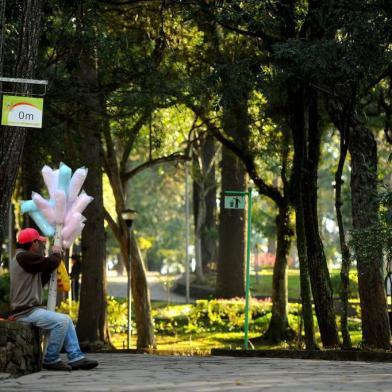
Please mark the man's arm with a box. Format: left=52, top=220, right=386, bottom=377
left=16, top=251, right=61, bottom=274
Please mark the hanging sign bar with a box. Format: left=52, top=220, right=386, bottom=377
left=0, top=76, right=48, bottom=96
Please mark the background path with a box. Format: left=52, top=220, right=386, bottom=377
left=107, top=272, right=189, bottom=303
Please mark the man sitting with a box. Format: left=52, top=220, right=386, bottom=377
left=9, top=228, right=98, bottom=371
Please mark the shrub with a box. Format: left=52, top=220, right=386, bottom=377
left=58, top=296, right=132, bottom=334
left=107, top=297, right=129, bottom=333
left=330, top=270, right=359, bottom=299
left=186, top=298, right=272, bottom=333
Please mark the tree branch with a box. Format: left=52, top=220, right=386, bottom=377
left=120, top=109, right=152, bottom=175
left=122, top=152, right=189, bottom=182
left=104, top=207, right=122, bottom=245
left=175, top=92, right=285, bottom=204
left=210, top=125, right=284, bottom=205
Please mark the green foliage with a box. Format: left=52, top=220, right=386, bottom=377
left=58, top=297, right=132, bottom=334
left=153, top=304, right=192, bottom=335
left=57, top=299, right=79, bottom=322
left=347, top=317, right=362, bottom=333
left=330, top=270, right=358, bottom=299
left=349, top=189, right=392, bottom=265
left=107, top=297, right=129, bottom=334
left=153, top=298, right=272, bottom=336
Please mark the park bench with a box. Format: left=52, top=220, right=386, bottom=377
left=0, top=319, right=42, bottom=376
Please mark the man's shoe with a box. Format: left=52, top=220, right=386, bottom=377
left=69, top=358, right=99, bottom=370
left=43, top=361, right=72, bottom=371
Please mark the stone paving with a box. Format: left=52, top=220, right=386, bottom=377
left=1, top=353, right=392, bottom=391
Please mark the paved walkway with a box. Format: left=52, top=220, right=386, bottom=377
left=1, top=353, right=392, bottom=391
left=107, top=272, right=189, bottom=303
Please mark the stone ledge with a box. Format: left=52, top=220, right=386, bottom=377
left=0, top=372, right=11, bottom=380
left=0, top=320, right=42, bottom=375
left=211, top=348, right=392, bottom=362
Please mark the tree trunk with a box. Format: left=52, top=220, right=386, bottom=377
left=0, top=0, right=43, bottom=238
left=201, top=135, right=217, bottom=272
left=102, top=108, right=155, bottom=349
left=0, top=0, right=4, bottom=261
left=74, top=3, right=108, bottom=346
left=262, top=202, right=295, bottom=342
left=129, top=234, right=155, bottom=349
left=193, top=174, right=205, bottom=282
left=193, top=135, right=217, bottom=278
left=289, top=86, right=317, bottom=349
left=349, top=121, right=391, bottom=349
left=21, top=133, right=44, bottom=228
left=216, top=147, right=247, bottom=297
left=304, top=91, right=339, bottom=347
left=216, top=73, right=248, bottom=298
left=335, top=130, right=352, bottom=348
left=77, top=133, right=108, bottom=345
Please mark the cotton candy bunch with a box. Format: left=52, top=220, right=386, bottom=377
left=20, top=162, right=93, bottom=248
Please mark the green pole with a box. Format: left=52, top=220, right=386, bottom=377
left=244, top=187, right=252, bottom=349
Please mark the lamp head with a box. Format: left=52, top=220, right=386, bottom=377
left=121, top=209, right=137, bottom=228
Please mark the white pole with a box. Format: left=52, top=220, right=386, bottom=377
left=68, top=245, right=73, bottom=304
left=44, top=224, right=62, bottom=357
left=127, top=232, right=132, bottom=349
left=47, top=224, right=62, bottom=311
left=185, top=162, right=190, bottom=303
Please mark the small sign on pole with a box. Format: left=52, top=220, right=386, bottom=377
left=224, top=195, right=246, bottom=209
left=1, top=95, right=44, bottom=128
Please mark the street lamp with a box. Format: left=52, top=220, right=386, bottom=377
left=121, top=208, right=137, bottom=349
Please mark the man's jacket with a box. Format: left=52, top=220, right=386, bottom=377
left=10, top=248, right=61, bottom=318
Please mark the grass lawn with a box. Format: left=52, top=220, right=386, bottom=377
left=250, top=268, right=359, bottom=300
left=108, top=297, right=364, bottom=353
left=105, top=269, right=364, bottom=353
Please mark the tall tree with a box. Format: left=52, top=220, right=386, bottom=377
left=70, top=2, right=109, bottom=346
left=334, top=116, right=352, bottom=348
left=287, top=84, right=318, bottom=349
left=262, top=134, right=295, bottom=343
left=102, top=110, right=157, bottom=349
left=321, top=0, right=392, bottom=348
left=0, top=0, right=44, bottom=238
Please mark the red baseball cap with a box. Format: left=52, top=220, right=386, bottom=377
left=17, top=228, right=47, bottom=244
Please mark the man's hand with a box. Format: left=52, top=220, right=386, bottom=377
left=52, top=245, right=62, bottom=254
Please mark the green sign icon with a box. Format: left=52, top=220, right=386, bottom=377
left=1, top=95, right=44, bottom=128
left=224, top=195, right=245, bottom=209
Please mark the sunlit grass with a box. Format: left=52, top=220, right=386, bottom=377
left=250, top=268, right=359, bottom=299
left=111, top=327, right=364, bottom=353
left=109, top=306, right=365, bottom=354
left=110, top=331, right=282, bottom=352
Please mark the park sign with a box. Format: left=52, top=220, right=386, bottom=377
left=224, top=194, right=246, bottom=209
left=1, top=95, right=43, bottom=128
